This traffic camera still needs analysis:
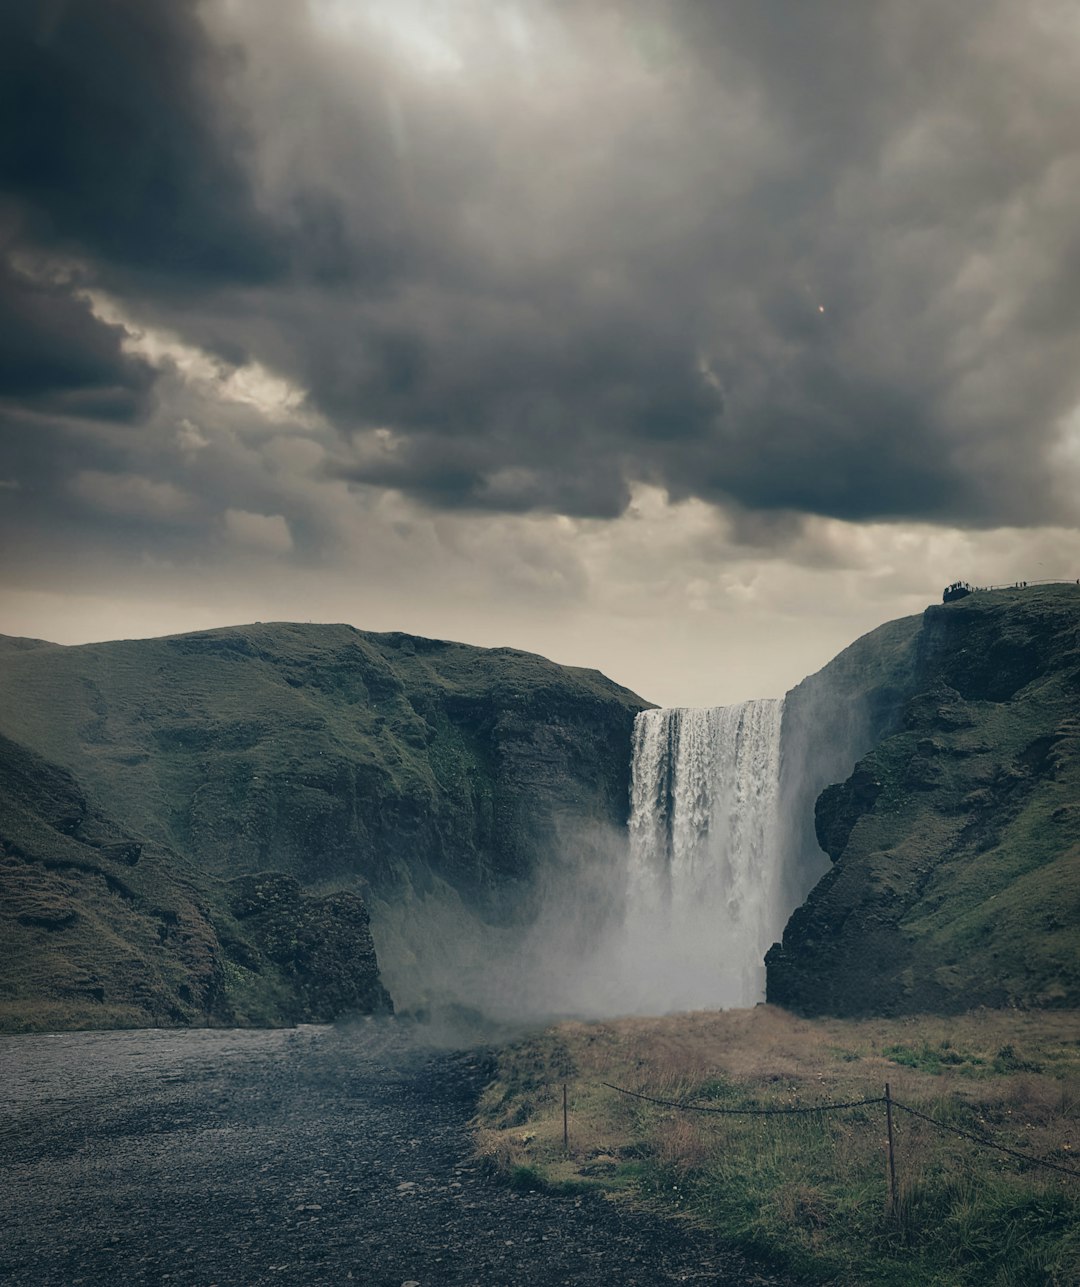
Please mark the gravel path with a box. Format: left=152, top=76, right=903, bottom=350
left=1, top=1023, right=801, bottom=1286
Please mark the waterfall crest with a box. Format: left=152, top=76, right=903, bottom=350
left=624, top=700, right=786, bottom=1011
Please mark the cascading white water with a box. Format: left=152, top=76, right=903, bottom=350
left=624, top=699, right=786, bottom=1011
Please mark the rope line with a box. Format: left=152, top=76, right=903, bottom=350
left=600, top=1082, right=884, bottom=1116
left=597, top=1081, right=1080, bottom=1180
left=891, top=1100, right=1080, bottom=1181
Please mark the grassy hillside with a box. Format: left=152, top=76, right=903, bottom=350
left=0, top=731, right=391, bottom=1032
left=0, top=624, right=646, bottom=895
left=0, top=731, right=223, bottom=1031
left=768, top=584, right=1080, bottom=1015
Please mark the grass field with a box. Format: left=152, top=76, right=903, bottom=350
left=476, top=1006, right=1080, bottom=1285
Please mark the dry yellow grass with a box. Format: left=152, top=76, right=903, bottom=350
left=476, top=1007, right=1080, bottom=1285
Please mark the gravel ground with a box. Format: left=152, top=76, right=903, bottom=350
left=0, top=1022, right=802, bottom=1286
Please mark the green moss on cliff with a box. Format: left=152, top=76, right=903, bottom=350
left=0, top=733, right=392, bottom=1032
left=768, top=585, right=1080, bottom=1015
left=0, top=732, right=224, bottom=1031
left=0, top=624, right=646, bottom=896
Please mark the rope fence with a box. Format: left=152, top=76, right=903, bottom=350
left=980, top=578, right=1078, bottom=590
left=947, top=578, right=1079, bottom=593
left=589, top=1077, right=1080, bottom=1210
left=890, top=1099, right=1080, bottom=1181
left=601, top=1081, right=884, bottom=1116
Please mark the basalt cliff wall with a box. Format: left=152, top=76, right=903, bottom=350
left=767, top=585, right=1080, bottom=1015
left=5, top=588, right=1078, bottom=1031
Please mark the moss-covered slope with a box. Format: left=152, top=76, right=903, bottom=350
left=0, top=731, right=224, bottom=1031
left=767, top=585, right=1080, bottom=1015
left=0, top=624, right=647, bottom=895
left=0, top=732, right=391, bottom=1032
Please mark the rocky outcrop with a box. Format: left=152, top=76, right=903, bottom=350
left=226, top=873, right=392, bottom=1022
left=0, top=733, right=393, bottom=1032
left=767, top=585, right=1080, bottom=1015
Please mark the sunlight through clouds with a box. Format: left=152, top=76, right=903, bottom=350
left=84, top=291, right=318, bottom=428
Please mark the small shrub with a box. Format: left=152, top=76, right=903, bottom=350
left=509, top=1165, right=543, bottom=1191
left=994, top=1045, right=1044, bottom=1075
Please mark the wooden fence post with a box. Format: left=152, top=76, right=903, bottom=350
left=563, top=1082, right=569, bottom=1154
left=885, top=1083, right=898, bottom=1215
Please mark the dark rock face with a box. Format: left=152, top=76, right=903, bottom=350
left=775, top=613, right=923, bottom=914
left=814, top=768, right=883, bottom=863
left=0, top=733, right=393, bottom=1031
left=768, top=585, right=1080, bottom=1016
left=228, top=873, right=392, bottom=1021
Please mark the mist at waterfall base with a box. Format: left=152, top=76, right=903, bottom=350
left=369, top=698, right=825, bottom=1038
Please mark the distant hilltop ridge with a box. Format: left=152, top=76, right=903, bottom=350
left=943, top=577, right=1078, bottom=602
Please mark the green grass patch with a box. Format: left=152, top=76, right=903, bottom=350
left=883, top=1043, right=987, bottom=1075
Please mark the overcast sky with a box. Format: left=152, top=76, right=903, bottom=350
left=3, top=0, right=1080, bottom=706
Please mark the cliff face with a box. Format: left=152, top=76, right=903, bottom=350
left=10, top=591, right=1073, bottom=1030
left=767, top=586, right=1080, bottom=1016
left=0, top=732, right=391, bottom=1032
left=0, top=624, right=648, bottom=1029
left=0, top=625, right=645, bottom=897
left=776, top=612, right=922, bottom=912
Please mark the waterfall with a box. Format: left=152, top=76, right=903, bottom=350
left=625, top=699, right=786, bottom=1011
left=371, top=697, right=793, bottom=1028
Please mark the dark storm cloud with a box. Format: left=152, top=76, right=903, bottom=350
left=0, top=258, right=153, bottom=419
left=0, top=0, right=281, bottom=282
left=208, top=0, right=1080, bottom=530
left=5, top=0, right=1080, bottom=540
